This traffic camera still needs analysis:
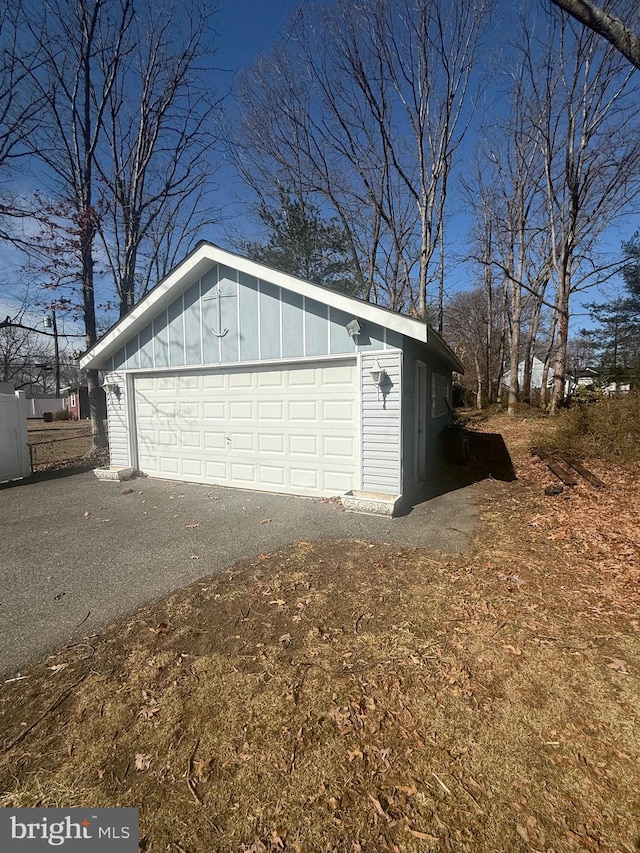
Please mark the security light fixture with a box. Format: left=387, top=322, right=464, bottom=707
left=346, top=318, right=361, bottom=339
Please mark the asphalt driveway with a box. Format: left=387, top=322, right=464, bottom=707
left=0, top=470, right=477, bottom=676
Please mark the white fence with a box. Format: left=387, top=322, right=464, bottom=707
left=0, top=392, right=31, bottom=483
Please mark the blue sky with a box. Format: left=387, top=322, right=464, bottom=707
left=1, top=0, right=638, bottom=333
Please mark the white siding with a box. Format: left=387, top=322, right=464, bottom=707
left=361, top=351, right=402, bottom=495
left=104, top=371, right=129, bottom=467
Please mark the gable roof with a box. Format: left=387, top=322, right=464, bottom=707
left=80, top=241, right=464, bottom=373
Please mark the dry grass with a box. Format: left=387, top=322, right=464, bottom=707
left=1, top=413, right=639, bottom=852
left=530, top=393, right=640, bottom=463
left=27, top=421, right=106, bottom=470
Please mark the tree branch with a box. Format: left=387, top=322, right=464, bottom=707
left=549, top=0, right=640, bottom=70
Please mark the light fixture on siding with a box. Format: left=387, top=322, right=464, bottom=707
left=346, top=318, right=361, bottom=339
left=370, top=359, right=387, bottom=387
left=103, top=381, right=120, bottom=395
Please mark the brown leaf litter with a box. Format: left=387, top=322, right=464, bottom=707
left=1, top=413, right=639, bottom=852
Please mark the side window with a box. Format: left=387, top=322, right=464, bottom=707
left=431, top=373, right=450, bottom=418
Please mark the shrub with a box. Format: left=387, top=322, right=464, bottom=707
left=531, top=392, right=640, bottom=462
left=53, top=409, right=72, bottom=421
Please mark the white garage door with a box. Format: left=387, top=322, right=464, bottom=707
left=133, top=360, right=359, bottom=497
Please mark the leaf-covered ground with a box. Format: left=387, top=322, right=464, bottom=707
left=1, top=413, right=639, bottom=852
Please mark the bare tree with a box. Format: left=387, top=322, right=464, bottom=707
left=527, top=12, right=640, bottom=411
left=97, top=0, right=222, bottom=318
left=549, top=0, right=640, bottom=69
left=15, top=0, right=222, bottom=446
left=464, top=61, right=552, bottom=415
left=0, top=1, right=45, bottom=243
left=19, top=0, right=135, bottom=447
left=233, top=0, right=489, bottom=314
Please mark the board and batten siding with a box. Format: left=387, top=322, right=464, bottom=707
left=360, top=350, right=402, bottom=495
left=104, top=371, right=129, bottom=467
left=106, top=263, right=404, bottom=374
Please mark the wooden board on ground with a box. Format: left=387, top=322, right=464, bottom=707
left=562, top=458, right=606, bottom=489
left=535, top=453, right=579, bottom=486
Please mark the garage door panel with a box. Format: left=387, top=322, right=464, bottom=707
left=205, top=431, right=226, bottom=450
left=230, top=433, right=254, bottom=451
left=290, top=468, right=318, bottom=490
left=324, top=471, right=354, bottom=492
left=323, top=436, right=355, bottom=458
left=259, top=434, right=285, bottom=453
left=203, top=374, right=225, bottom=389
left=290, top=435, right=318, bottom=456
left=289, top=401, right=317, bottom=421
left=182, top=459, right=204, bottom=476
left=258, top=400, right=285, bottom=420
left=229, top=372, right=252, bottom=388
left=230, top=401, right=253, bottom=419
left=323, top=399, right=355, bottom=423
left=261, top=466, right=286, bottom=486
left=134, top=361, right=358, bottom=497
left=206, top=460, right=228, bottom=479
left=232, top=462, right=256, bottom=482
left=288, top=368, right=316, bottom=386
left=158, top=430, right=178, bottom=446
left=322, top=364, right=355, bottom=385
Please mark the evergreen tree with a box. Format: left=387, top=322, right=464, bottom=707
left=622, top=230, right=640, bottom=298
left=583, top=297, right=640, bottom=387
left=244, top=194, right=360, bottom=296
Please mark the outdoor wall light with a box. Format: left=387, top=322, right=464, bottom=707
left=103, top=382, right=120, bottom=395
left=370, top=359, right=387, bottom=387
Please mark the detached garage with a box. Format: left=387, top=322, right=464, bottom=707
left=80, top=242, right=463, bottom=513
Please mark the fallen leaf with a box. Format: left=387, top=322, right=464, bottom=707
left=368, top=794, right=388, bottom=819
left=269, top=599, right=286, bottom=606
left=49, top=663, right=68, bottom=674
left=503, top=644, right=522, bottom=656
left=279, top=633, right=292, bottom=645
left=260, top=518, right=272, bottom=524
left=607, top=658, right=629, bottom=674
left=83, top=511, right=90, bottom=518
left=408, top=829, right=439, bottom=842
left=134, top=753, right=152, bottom=771
left=139, top=705, right=160, bottom=719
left=515, top=823, right=530, bottom=843
left=186, top=523, right=199, bottom=529
left=151, top=621, right=171, bottom=635
left=192, top=758, right=213, bottom=781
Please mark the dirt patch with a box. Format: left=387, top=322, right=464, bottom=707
left=1, top=414, right=639, bottom=852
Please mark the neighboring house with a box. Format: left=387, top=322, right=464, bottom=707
left=80, top=242, right=463, bottom=508
left=63, top=385, right=106, bottom=420
left=603, top=381, right=631, bottom=396
left=503, top=357, right=548, bottom=390
left=504, top=359, right=600, bottom=396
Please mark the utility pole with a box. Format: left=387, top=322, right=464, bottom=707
left=43, top=307, right=60, bottom=397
